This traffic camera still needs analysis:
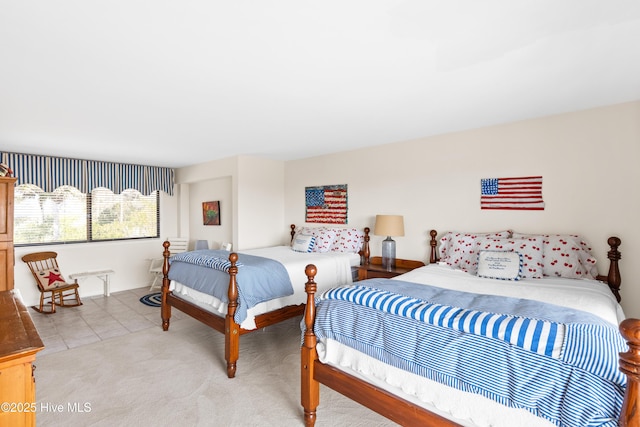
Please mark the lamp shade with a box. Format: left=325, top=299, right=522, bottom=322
left=373, top=215, right=404, bottom=237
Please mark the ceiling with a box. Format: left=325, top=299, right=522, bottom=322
left=1, top=1, right=639, bottom=168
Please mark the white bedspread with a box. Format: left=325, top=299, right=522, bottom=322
left=170, top=246, right=359, bottom=330
left=398, top=263, right=625, bottom=325
left=316, top=263, right=626, bottom=427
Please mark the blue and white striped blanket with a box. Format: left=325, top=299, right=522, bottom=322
left=170, top=251, right=244, bottom=271
left=168, top=250, right=293, bottom=324
left=312, top=279, right=628, bottom=427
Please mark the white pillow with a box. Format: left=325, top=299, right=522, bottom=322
left=292, top=234, right=316, bottom=253
left=311, top=228, right=338, bottom=253
left=477, top=250, right=523, bottom=281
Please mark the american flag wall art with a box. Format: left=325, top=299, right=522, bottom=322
left=305, top=184, right=348, bottom=224
left=480, top=176, right=545, bottom=210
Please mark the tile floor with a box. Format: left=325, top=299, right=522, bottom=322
left=29, top=287, right=184, bottom=356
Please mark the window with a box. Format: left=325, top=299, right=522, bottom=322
left=14, top=184, right=159, bottom=245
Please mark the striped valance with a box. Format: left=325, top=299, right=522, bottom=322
left=1, top=152, right=174, bottom=195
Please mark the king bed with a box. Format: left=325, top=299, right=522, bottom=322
left=301, top=229, right=640, bottom=426
left=160, top=224, right=371, bottom=378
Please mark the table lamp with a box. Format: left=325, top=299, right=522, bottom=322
left=373, top=215, right=405, bottom=271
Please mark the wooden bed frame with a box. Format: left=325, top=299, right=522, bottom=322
left=161, top=224, right=371, bottom=379
left=301, top=230, right=640, bottom=426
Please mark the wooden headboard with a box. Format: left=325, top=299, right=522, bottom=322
left=427, top=230, right=622, bottom=302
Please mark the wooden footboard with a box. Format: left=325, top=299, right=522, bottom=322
left=301, top=264, right=459, bottom=426
left=160, top=224, right=369, bottom=379
left=161, top=245, right=304, bottom=378
left=620, top=318, right=640, bottom=427
left=304, top=235, right=640, bottom=426
left=160, top=236, right=244, bottom=377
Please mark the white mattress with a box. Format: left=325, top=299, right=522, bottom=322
left=316, top=263, right=626, bottom=427
left=170, top=246, right=360, bottom=330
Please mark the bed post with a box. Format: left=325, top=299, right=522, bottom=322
left=291, top=224, right=297, bottom=242
left=429, top=230, right=438, bottom=264
left=360, top=227, right=371, bottom=265
left=619, top=318, right=640, bottom=426
left=607, top=237, right=621, bottom=302
left=161, top=240, right=172, bottom=331
left=596, top=236, right=622, bottom=302
left=225, top=252, right=240, bottom=379
left=301, top=264, right=319, bottom=427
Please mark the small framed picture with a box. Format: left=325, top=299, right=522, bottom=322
left=202, top=201, right=221, bottom=226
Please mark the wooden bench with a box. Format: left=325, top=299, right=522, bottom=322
left=69, top=269, right=114, bottom=296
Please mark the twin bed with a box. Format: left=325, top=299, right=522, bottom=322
left=160, top=224, right=369, bottom=378
left=301, top=230, right=640, bottom=427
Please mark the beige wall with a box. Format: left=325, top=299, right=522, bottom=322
left=13, top=101, right=640, bottom=320
left=175, top=154, right=286, bottom=250
left=285, top=100, right=640, bottom=318
left=235, top=156, right=286, bottom=249
left=188, top=177, right=232, bottom=250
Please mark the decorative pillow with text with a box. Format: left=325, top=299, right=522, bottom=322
left=477, top=250, right=523, bottom=281
left=439, top=230, right=512, bottom=274
left=292, top=234, right=316, bottom=253
left=477, top=237, right=544, bottom=279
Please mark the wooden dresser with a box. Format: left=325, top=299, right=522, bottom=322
left=0, top=291, right=44, bottom=427
left=0, top=177, right=43, bottom=426
left=0, top=177, right=16, bottom=292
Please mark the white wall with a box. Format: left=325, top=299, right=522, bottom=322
left=284, top=101, right=640, bottom=318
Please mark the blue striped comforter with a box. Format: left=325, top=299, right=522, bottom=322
left=168, top=250, right=293, bottom=324
left=312, top=279, right=628, bottom=427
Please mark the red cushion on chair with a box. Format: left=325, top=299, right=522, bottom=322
left=36, top=268, right=68, bottom=290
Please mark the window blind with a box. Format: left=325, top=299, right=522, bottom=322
left=1, top=152, right=174, bottom=195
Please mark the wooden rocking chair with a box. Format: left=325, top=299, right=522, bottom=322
left=21, top=251, right=83, bottom=314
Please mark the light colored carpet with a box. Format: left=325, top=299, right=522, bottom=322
left=35, top=315, right=396, bottom=426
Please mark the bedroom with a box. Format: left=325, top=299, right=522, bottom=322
left=2, top=1, right=640, bottom=426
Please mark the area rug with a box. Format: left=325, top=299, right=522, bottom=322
left=139, top=292, right=161, bottom=307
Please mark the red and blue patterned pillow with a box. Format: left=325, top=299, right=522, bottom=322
left=330, top=228, right=364, bottom=253
left=294, top=227, right=363, bottom=254
left=36, top=268, right=68, bottom=290
left=512, top=233, right=597, bottom=279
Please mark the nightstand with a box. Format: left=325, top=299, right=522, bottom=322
left=358, top=256, right=425, bottom=280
